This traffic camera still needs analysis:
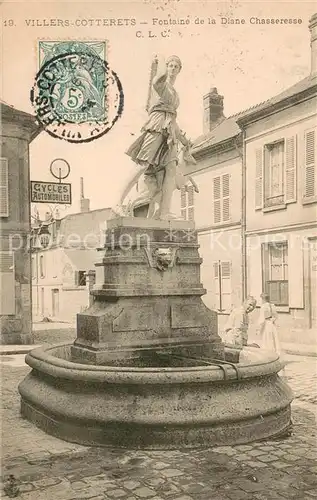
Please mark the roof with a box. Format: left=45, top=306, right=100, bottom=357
left=236, top=74, right=317, bottom=125
left=192, top=116, right=241, bottom=156
left=0, top=99, right=42, bottom=141
left=58, top=207, right=115, bottom=247
left=192, top=74, right=317, bottom=157
left=64, top=249, right=98, bottom=271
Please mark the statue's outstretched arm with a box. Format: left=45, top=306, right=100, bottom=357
left=152, top=72, right=168, bottom=96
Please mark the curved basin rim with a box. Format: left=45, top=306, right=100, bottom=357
left=26, top=343, right=283, bottom=376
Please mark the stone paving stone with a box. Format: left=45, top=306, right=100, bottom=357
left=233, top=453, right=250, bottom=461
left=257, top=454, right=279, bottom=463
left=253, top=492, right=286, bottom=500
left=173, top=496, right=194, bottom=500
left=29, top=476, right=63, bottom=488
left=242, top=460, right=268, bottom=468
left=225, top=489, right=252, bottom=500
left=160, top=469, right=184, bottom=478
left=181, top=482, right=206, bottom=493
left=19, top=483, right=35, bottom=493
left=247, top=449, right=267, bottom=457
left=144, top=497, right=164, bottom=500
left=144, top=477, right=166, bottom=487
left=133, top=486, right=157, bottom=498
left=234, top=478, right=264, bottom=493
left=257, top=445, right=276, bottom=451
left=156, top=482, right=181, bottom=496
left=106, top=489, right=129, bottom=498
left=233, top=445, right=254, bottom=451
left=271, top=461, right=293, bottom=469
left=151, top=461, right=170, bottom=470
left=70, top=480, right=88, bottom=490
left=271, top=449, right=287, bottom=457
left=123, top=480, right=142, bottom=490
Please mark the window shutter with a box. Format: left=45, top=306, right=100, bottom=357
left=304, top=130, right=316, bottom=199
left=288, top=236, right=304, bottom=308
left=187, top=185, right=194, bottom=207
left=222, top=173, right=230, bottom=222
left=261, top=243, right=270, bottom=295
left=180, top=186, right=186, bottom=220
left=213, top=261, right=220, bottom=310
left=255, top=148, right=263, bottom=210
left=0, top=158, right=9, bottom=217
left=285, top=136, right=297, bottom=203
left=0, top=252, right=15, bottom=315
left=74, top=270, right=79, bottom=286
left=213, top=261, right=219, bottom=279
left=221, top=260, right=232, bottom=311
left=213, top=176, right=221, bottom=223
left=246, top=239, right=262, bottom=302
left=221, top=261, right=231, bottom=278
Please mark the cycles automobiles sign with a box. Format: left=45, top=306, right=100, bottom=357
left=31, top=181, right=72, bottom=204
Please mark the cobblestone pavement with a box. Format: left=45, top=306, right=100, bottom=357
left=1, top=354, right=316, bottom=500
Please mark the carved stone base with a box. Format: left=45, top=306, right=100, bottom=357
left=72, top=217, right=224, bottom=364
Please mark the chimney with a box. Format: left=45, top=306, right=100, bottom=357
left=203, top=87, right=225, bottom=133
left=79, top=177, right=90, bottom=213
left=309, top=13, right=317, bottom=76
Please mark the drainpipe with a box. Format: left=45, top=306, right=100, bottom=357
left=234, top=135, right=247, bottom=302
left=240, top=130, right=247, bottom=301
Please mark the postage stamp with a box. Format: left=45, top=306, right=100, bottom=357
left=30, top=40, right=123, bottom=143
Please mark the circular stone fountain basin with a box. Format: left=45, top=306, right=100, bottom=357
left=19, top=344, right=293, bottom=449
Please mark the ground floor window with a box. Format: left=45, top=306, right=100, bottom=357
left=75, top=270, right=87, bottom=286
left=213, top=260, right=232, bottom=312
left=262, top=241, right=289, bottom=306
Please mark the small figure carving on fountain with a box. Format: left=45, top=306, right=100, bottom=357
left=126, top=55, right=197, bottom=220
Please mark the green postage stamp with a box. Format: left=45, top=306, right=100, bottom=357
left=31, top=40, right=124, bottom=143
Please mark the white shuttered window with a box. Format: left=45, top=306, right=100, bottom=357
left=213, top=260, right=232, bottom=311
left=213, top=174, right=230, bottom=224
left=303, top=129, right=316, bottom=201
left=180, top=185, right=195, bottom=221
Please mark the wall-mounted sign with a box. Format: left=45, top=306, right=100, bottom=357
left=31, top=181, right=72, bottom=204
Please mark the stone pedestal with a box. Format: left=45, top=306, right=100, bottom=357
left=72, top=217, right=224, bottom=364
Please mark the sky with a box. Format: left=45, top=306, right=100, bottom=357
left=1, top=0, right=316, bottom=219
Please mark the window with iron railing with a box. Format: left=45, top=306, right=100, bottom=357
left=255, top=136, right=297, bottom=210
left=264, top=141, right=285, bottom=207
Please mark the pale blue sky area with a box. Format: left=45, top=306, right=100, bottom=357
left=1, top=0, right=315, bottom=219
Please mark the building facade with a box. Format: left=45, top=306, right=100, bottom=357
left=0, top=101, right=41, bottom=344
left=179, top=107, right=244, bottom=319
left=32, top=206, right=114, bottom=323
left=237, top=15, right=317, bottom=338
